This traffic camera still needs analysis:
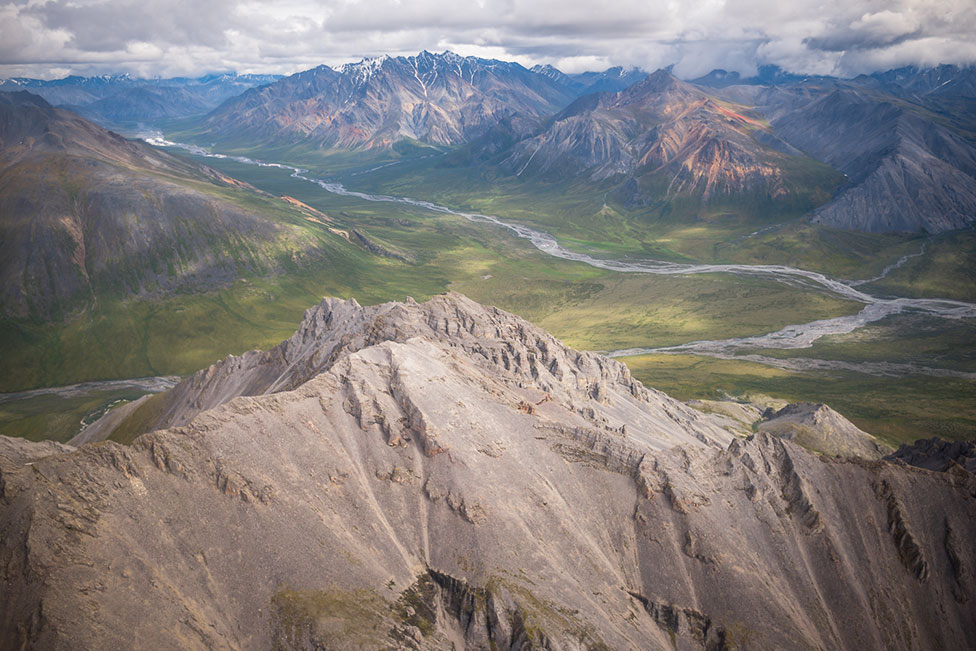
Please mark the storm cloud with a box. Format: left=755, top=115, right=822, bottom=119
left=1, top=0, right=974, bottom=79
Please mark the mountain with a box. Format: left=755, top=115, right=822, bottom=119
left=76, top=293, right=736, bottom=446
left=758, top=402, right=892, bottom=460
left=0, top=73, right=281, bottom=125
left=531, top=64, right=649, bottom=96
left=0, top=74, right=136, bottom=107
left=858, top=65, right=976, bottom=144
left=198, top=51, right=577, bottom=149
left=754, top=83, right=976, bottom=233
left=691, top=64, right=976, bottom=233
left=500, top=70, right=836, bottom=208
left=2, top=293, right=974, bottom=649
left=73, top=86, right=213, bottom=122
left=0, top=91, right=333, bottom=320
left=691, top=65, right=832, bottom=90
left=860, top=65, right=976, bottom=101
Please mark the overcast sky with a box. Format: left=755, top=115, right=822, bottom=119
left=2, top=0, right=975, bottom=80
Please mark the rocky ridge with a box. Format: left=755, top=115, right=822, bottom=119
left=80, top=292, right=735, bottom=450
left=758, top=402, right=893, bottom=460
left=886, top=437, right=976, bottom=473
left=1, top=293, right=974, bottom=649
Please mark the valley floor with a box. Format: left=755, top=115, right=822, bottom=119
left=3, top=139, right=974, bottom=446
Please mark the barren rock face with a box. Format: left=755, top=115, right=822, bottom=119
left=82, top=292, right=736, bottom=449
left=3, top=294, right=975, bottom=650
left=887, top=437, right=976, bottom=474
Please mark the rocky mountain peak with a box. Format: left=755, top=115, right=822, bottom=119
left=82, top=292, right=736, bottom=450
left=886, top=437, right=976, bottom=473
left=629, top=68, right=681, bottom=95
left=4, top=292, right=976, bottom=649
left=335, top=54, right=391, bottom=82
left=530, top=63, right=567, bottom=82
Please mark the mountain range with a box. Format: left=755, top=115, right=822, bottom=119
left=0, top=72, right=281, bottom=124
left=199, top=51, right=577, bottom=149
left=498, top=70, right=835, bottom=211
left=2, top=293, right=973, bottom=649
left=1, top=53, right=974, bottom=329
left=175, top=52, right=976, bottom=234
left=701, top=76, right=976, bottom=233
left=1, top=50, right=975, bottom=651
left=5, top=55, right=975, bottom=234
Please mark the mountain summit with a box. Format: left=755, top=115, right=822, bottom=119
left=200, top=51, right=575, bottom=149
left=2, top=293, right=974, bottom=649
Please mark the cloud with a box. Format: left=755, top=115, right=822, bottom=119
left=0, top=0, right=974, bottom=79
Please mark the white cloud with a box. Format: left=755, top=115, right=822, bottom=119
left=0, top=0, right=973, bottom=79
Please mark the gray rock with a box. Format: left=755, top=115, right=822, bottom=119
left=2, top=294, right=974, bottom=649
left=88, top=292, right=734, bottom=450
left=886, top=437, right=976, bottom=474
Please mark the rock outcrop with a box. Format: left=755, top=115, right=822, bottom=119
left=3, top=294, right=974, bottom=650
left=886, top=437, right=976, bottom=474
left=79, top=292, right=735, bottom=449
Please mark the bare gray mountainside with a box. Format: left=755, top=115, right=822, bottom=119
left=2, top=294, right=974, bottom=650
left=80, top=293, right=734, bottom=449
left=0, top=91, right=331, bottom=319
left=684, top=399, right=892, bottom=461
left=200, top=51, right=574, bottom=150
left=751, top=83, right=976, bottom=233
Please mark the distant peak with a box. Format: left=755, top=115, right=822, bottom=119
left=438, top=50, right=464, bottom=63
left=638, top=68, right=678, bottom=91
left=531, top=63, right=569, bottom=82
left=336, top=54, right=391, bottom=82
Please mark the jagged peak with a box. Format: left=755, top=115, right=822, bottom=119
left=638, top=68, right=680, bottom=90
left=335, top=54, right=391, bottom=82
left=84, top=292, right=735, bottom=450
